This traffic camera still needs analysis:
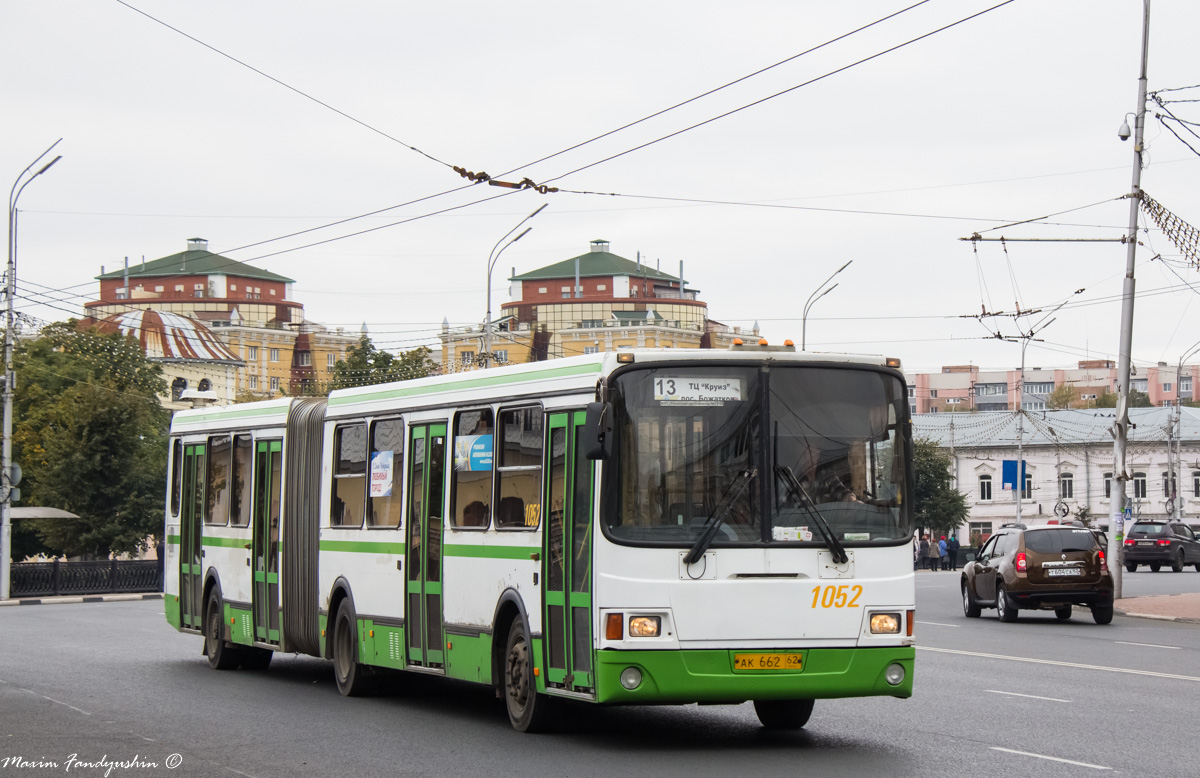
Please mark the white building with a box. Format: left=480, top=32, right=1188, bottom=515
left=914, top=407, right=1200, bottom=545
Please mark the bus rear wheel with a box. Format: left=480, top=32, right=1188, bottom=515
left=332, top=600, right=377, bottom=697
left=204, top=591, right=241, bottom=670
left=503, top=618, right=552, bottom=732
left=754, top=699, right=815, bottom=730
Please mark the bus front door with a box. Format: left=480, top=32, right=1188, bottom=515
left=251, top=440, right=282, bottom=644
left=544, top=411, right=595, bottom=694
left=406, top=424, right=447, bottom=668
left=179, top=443, right=206, bottom=630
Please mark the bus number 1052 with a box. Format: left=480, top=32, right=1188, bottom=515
left=811, top=584, right=863, bottom=609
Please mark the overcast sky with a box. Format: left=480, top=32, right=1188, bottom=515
left=5, top=1, right=1199, bottom=374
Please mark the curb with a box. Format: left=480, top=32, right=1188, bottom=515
left=1114, top=608, right=1200, bottom=625
left=0, top=593, right=164, bottom=607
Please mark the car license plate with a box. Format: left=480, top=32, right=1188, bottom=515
left=733, top=653, right=803, bottom=671
left=1138, top=541, right=1154, bottom=546
left=1047, top=568, right=1082, bottom=576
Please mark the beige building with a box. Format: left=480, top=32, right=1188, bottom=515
left=440, top=240, right=754, bottom=369
left=85, top=238, right=357, bottom=399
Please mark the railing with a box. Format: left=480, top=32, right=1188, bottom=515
left=10, top=560, right=162, bottom=598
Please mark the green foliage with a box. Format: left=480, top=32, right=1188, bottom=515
left=326, top=335, right=436, bottom=391
left=1128, top=390, right=1152, bottom=408
left=911, top=437, right=969, bottom=539
left=1047, top=384, right=1075, bottom=409
left=12, top=321, right=169, bottom=560
left=1094, top=391, right=1118, bottom=408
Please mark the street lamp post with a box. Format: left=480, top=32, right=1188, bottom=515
left=801, top=260, right=852, bottom=351
left=4, top=141, right=63, bottom=600
left=484, top=204, right=546, bottom=369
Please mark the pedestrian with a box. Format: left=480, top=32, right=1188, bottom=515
left=926, top=535, right=940, bottom=571
left=938, top=536, right=948, bottom=570
left=913, top=534, right=921, bottom=571
left=947, top=534, right=961, bottom=571
left=919, top=535, right=931, bottom=571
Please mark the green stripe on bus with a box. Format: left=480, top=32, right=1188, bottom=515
left=328, top=362, right=603, bottom=407
left=167, top=534, right=180, bottom=545
left=444, top=544, right=536, bottom=560
left=202, top=536, right=249, bottom=548
left=319, top=539, right=407, bottom=554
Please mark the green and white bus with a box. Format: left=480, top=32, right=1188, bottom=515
left=164, top=346, right=916, bottom=731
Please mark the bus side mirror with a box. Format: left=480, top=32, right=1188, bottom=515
left=582, top=402, right=613, bottom=460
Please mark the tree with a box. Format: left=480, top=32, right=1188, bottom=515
left=12, top=321, right=169, bottom=560
left=911, top=437, right=969, bottom=541
left=327, top=335, right=436, bottom=391
left=1047, top=384, right=1075, bottom=409
left=1094, top=389, right=1150, bottom=408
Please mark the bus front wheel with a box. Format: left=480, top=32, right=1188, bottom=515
left=754, top=699, right=815, bottom=730
left=204, top=590, right=240, bottom=670
left=503, top=618, right=552, bottom=732
left=332, top=600, right=377, bottom=697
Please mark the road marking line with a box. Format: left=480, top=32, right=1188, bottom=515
left=916, top=621, right=960, bottom=627
left=917, top=646, right=1200, bottom=682
left=985, top=689, right=1070, bottom=703
left=1115, top=641, right=1182, bottom=650
left=20, top=688, right=91, bottom=716
left=989, top=747, right=1110, bottom=770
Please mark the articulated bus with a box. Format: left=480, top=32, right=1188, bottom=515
left=164, top=346, right=916, bottom=731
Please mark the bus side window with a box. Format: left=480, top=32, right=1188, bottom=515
left=495, top=407, right=543, bottom=530
left=332, top=423, right=367, bottom=527
left=451, top=409, right=494, bottom=529
left=170, top=438, right=183, bottom=517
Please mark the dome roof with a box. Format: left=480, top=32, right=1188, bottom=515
left=95, top=310, right=243, bottom=364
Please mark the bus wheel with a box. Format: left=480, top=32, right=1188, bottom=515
left=503, top=618, right=552, bottom=732
left=333, top=600, right=376, bottom=697
left=204, top=591, right=240, bottom=670
left=754, top=699, right=815, bottom=730
left=242, top=648, right=273, bottom=671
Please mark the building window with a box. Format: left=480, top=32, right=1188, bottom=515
left=928, top=407, right=938, bottom=413
left=450, top=408, right=494, bottom=529
left=538, top=287, right=547, bottom=294
left=1131, top=378, right=1148, bottom=392
left=155, top=285, right=164, bottom=292
left=969, top=521, right=993, bottom=543
left=596, top=284, right=606, bottom=291
left=1132, top=472, right=1147, bottom=499
left=115, top=288, right=127, bottom=300
left=331, top=423, right=367, bottom=527
left=1104, top=472, right=1112, bottom=499
left=1022, top=474, right=1032, bottom=500
left=1059, top=472, right=1073, bottom=499
left=584, top=346, right=600, bottom=355
left=1193, top=471, right=1200, bottom=498
left=248, top=346, right=258, bottom=360
left=1021, top=401, right=1046, bottom=411
left=909, top=404, right=916, bottom=415
left=907, top=386, right=915, bottom=398
left=1025, top=382, right=1054, bottom=394
left=1081, top=393, right=1097, bottom=400
left=947, top=397, right=962, bottom=405
left=249, top=375, right=259, bottom=390
left=1182, top=378, right=1193, bottom=393
left=270, top=348, right=279, bottom=362
left=230, top=284, right=237, bottom=291
left=270, top=289, right=277, bottom=296
left=194, top=283, right=204, bottom=291
left=1163, top=471, right=1176, bottom=497
left=495, top=407, right=543, bottom=529
left=979, top=475, right=992, bottom=501
left=328, top=353, right=335, bottom=368
left=297, top=352, right=311, bottom=367
left=270, top=376, right=280, bottom=392
left=459, top=350, right=475, bottom=364
left=929, top=390, right=938, bottom=398
left=493, top=350, right=508, bottom=364
left=175, top=284, right=184, bottom=292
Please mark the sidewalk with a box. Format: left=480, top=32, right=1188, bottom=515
left=1114, top=592, right=1200, bottom=624
left=0, top=592, right=163, bottom=607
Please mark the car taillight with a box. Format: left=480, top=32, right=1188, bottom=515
left=1016, top=552, right=1027, bottom=573
left=1124, top=538, right=1135, bottom=546
left=1099, top=549, right=1107, bottom=572
left=1157, top=539, right=1171, bottom=546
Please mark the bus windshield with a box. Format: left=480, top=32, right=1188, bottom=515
left=604, top=364, right=911, bottom=547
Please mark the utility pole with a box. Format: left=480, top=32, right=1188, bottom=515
left=1110, top=0, right=1151, bottom=601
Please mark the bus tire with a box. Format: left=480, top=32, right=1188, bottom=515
left=332, top=600, right=377, bottom=697
left=754, top=699, right=815, bottom=730
left=503, top=617, right=552, bottom=732
left=242, top=648, right=273, bottom=671
left=204, top=590, right=241, bottom=670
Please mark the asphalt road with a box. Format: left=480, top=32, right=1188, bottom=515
left=2, top=571, right=1198, bottom=778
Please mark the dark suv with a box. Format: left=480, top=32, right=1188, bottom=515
left=1123, top=520, right=1200, bottom=572
left=962, top=523, right=1114, bottom=624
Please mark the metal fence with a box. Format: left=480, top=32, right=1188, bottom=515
left=10, top=560, right=162, bottom=598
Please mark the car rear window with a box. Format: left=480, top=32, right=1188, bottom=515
left=1023, top=528, right=1098, bottom=553
left=1130, top=523, right=1167, bottom=536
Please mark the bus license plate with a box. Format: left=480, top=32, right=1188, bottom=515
left=733, top=653, right=803, bottom=671
left=1047, top=568, right=1081, bottom=576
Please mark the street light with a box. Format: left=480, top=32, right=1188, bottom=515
left=4, top=140, right=63, bottom=600
left=801, top=260, right=852, bottom=350
left=484, top=204, right=546, bottom=369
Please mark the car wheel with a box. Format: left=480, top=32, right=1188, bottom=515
left=1150, top=563, right=1161, bottom=572
left=754, top=699, right=815, bottom=730
left=962, top=580, right=981, bottom=618
left=1171, top=551, right=1184, bottom=573
left=1055, top=606, right=1072, bottom=621
left=1125, top=563, right=1137, bottom=573
left=996, top=583, right=1017, bottom=623
left=1092, top=603, right=1114, bottom=625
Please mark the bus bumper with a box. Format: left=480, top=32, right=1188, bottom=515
left=594, top=646, right=914, bottom=704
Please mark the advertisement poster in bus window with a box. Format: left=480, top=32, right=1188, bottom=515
left=370, top=450, right=394, bottom=497
left=454, top=434, right=493, bottom=471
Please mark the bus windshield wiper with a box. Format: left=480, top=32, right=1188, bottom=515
left=775, top=466, right=849, bottom=564
left=682, top=468, right=757, bottom=566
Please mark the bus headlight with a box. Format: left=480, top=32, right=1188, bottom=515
left=870, top=613, right=901, bottom=634
left=620, top=667, right=643, bottom=690
left=628, top=616, right=661, bottom=637
left=885, top=663, right=906, bottom=686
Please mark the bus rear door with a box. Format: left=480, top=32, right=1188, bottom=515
left=252, top=440, right=282, bottom=644
left=179, top=442, right=206, bottom=630
left=406, top=424, right=447, bottom=668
